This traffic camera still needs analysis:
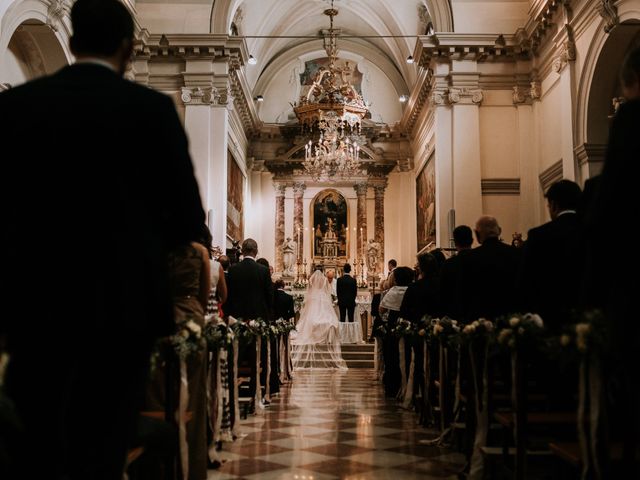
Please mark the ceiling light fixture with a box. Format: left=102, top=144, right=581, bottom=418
left=256, top=95, right=264, bottom=102
left=248, top=55, right=257, bottom=65
left=406, top=55, right=414, bottom=64
left=399, top=95, right=408, bottom=103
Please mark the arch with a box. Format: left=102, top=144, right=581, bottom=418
left=424, top=0, right=453, bottom=32
left=575, top=12, right=640, bottom=149
left=0, top=0, right=72, bottom=86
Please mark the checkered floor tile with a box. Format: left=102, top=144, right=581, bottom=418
left=208, top=370, right=463, bottom=479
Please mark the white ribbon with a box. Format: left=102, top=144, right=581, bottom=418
left=255, top=337, right=264, bottom=412
left=231, top=338, right=241, bottom=438
left=468, top=341, right=489, bottom=480
left=279, top=336, right=288, bottom=383
left=397, top=337, right=407, bottom=401
left=177, top=359, right=189, bottom=480
left=374, top=337, right=384, bottom=381
left=265, top=338, right=272, bottom=400
left=402, top=342, right=416, bottom=409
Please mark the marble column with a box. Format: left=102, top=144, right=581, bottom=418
left=293, top=182, right=306, bottom=263
left=354, top=182, right=368, bottom=262
left=274, top=183, right=287, bottom=273
left=373, top=183, right=386, bottom=274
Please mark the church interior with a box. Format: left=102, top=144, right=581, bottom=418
left=1, top=0, right=639, bottom=479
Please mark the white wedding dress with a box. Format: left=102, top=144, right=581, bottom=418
left=290, top=271, right=348, bottom=370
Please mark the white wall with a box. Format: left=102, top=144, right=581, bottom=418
left=451, top=1, right=529, bottom=34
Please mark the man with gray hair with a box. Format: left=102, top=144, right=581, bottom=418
left=458, top=216, right=520, bottom=322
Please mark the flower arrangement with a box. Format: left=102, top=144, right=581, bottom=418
left=357, top=279, right=369, bottom=288
left=230, top=318, right=269, bottom=343
left=431, top=317, right=460, bottom=346
left=170, top=318, right=206, bottom=359
left=274, top=317, right=296, bottom=336
left=292, top=281, right=307, bottom=290
left=559, top=309, right=608, bottom=355
left=391, top=318, right=414, bottom=337
left=496, top=313, right=544, bottom=350
left=203, top=320, right=234, bottom=350
left=293, top=294, right=305, bottom=313
left=458, top=318, right=495, bottom=345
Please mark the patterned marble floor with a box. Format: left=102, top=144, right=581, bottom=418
left=208, top=370, right=465, bottom=480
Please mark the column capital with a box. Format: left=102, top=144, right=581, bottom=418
left=353, top=182, right=369, bottom=196
left=373, top=183, right=387, bottom=197
left=292, top=182, right=306, bottom=195
left=448, top=87, right=484, bottom=105
left=181, top=86, right=216, bottom=106
left=274, top=182, right=287, bottom=196
left=553, top=39, right=576, bottom=73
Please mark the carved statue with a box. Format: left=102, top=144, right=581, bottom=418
left=366, top=238, right=381, bottom=272
left=282, top=237, right=297, bottom=275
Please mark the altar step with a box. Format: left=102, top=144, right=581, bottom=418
left=342, top=343, right=375, bottom=369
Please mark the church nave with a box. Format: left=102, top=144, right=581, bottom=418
left=209, top=371, right=464, bottom=480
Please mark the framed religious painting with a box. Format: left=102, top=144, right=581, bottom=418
left=226, top=150, right=244, bottom=243
left=311, top=189, right=348, bottom=259
left=416, top=153, right=436, bottom=251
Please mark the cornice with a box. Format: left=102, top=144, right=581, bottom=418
left=481, top=178, right=521, bottom=195
left=539, top=159, right=564, bottom=191
left=134, top=32, right=249, bottom=63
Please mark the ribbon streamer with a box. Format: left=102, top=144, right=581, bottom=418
left=402, top=342, right=416, bottom=409
left=177, top=359, right=190, bottom=480
left=468, top=341, right=489, bottom=480
left=397, top=337, right=407, bottom=401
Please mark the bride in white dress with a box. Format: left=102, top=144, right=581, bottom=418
left=290, top=270, right=347, bottom=370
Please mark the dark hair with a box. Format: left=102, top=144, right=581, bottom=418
left=392, top=266, right=414, bottom=287
left=417, top=253, right=439, bottom=280
left=431, top=249, right=446, bottom=268
left=241, top=238, right=258, bottom=256
left=197, top=224, right=213, bottom=259
left=218, top=255, right=230, bottom=270
left=621, top=46, right=640, bottom=87
left=453, top=225, right=473, bottom=248
left=256, top=258, right=270, bottom=269
left=343, top=263, right=352, bottom=273
left=274, top=279, right=285, bottom=289
left=545, top=180, right=582, bottom=211
left=70, top=0, right=134, bottom=56
left=388, top=259, right=397, bottom=268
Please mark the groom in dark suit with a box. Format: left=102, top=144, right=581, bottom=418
left=337, top=263, right=358, bottom=322
left=225, top=239, right=274, bottom=408
left=0, top=1, right=204, bottom=478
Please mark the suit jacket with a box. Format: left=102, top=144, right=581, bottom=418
left=439, top=249, right=471, bottom=320
left=336, top=274, right=357, bottom=307
left=457, top=238, right=521, bottom=322
left=274, top=289, right=295, bottom=321
left=0, top=64, right=204, bottom=340
left=225, top=258, right=274, bottom=321
left=518, top=213, right=583, bottom=331
left=399, top=277, right=440, bottom=323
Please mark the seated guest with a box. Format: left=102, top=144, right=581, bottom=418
left=400, top=253, right=440, bottom=323
left=519, top=180, right=583, bottom=332
left=458, top=216, right=520, bottom=322
left=440, top=225, right=473, bottom=320
left=379, top=266, right=414, bottom=398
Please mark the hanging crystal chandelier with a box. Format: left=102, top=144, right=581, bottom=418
left=294, top=0, right=368, bottom=181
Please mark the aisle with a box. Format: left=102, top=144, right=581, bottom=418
left=209, top=370, right=464, bottom=479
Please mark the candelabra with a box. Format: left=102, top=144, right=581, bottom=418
left=359, top=257, right=366, bottom=287
left=296, top=259, right=302, bottom=283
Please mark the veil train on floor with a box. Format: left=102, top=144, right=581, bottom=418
left=290, top=270, right=347, bottom=370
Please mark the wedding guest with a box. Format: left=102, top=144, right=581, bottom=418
left=274, top=280, right=295, bottom=321
left=0, top=1, right=205, bottom=478
left=585, top=46, right=640, bottom=473
left=440, top=225, right=473, bottom=319
left=379, top=259, right=397, bottom=290
left=430, top=248, right=447, bottom=274
left=519, top=180, right=583, bottom=332
left=458, top=216, right=520, bottom=322
left=255, top=258, right=279, bottom=398
left=379, top=266, right=413, bottom=397
left=326, top=269, right=338, bottom=297
left=225, top=240, right=273, bottom=412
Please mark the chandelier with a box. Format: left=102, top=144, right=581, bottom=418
left=294, top=0, right=369, bottom=181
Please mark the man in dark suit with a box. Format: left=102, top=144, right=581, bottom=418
left=337, top=263, right=358, bottom=322
left=225, top=239, right=273, bottom=408
left=585, top=47, right=640, bottom=472
left=458, top=216, right=520, bottom=322
left=440, top=225, right=474, bottom=319
left=0, top=1, right=204, bottom=478
left=519, top=180, right=583, bottom=332
left=274, top=279, right=295, bottom=321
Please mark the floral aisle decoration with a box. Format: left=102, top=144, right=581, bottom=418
left=292, top=294, right=305, bottom=313
left=431, top=317, right=460, bottom=347
left=230, top=318, right=269, bottom=345
left=292, top=280, right=307, bottom=290
left=558, top=309, right=608, bottom=356
left=273, top=317, right=296, bottom=336
left=203, top=320, right=234, bottom=350
left=496, top=313, right=545, bottom=351
left=170, top=318, right=207, bottom=359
